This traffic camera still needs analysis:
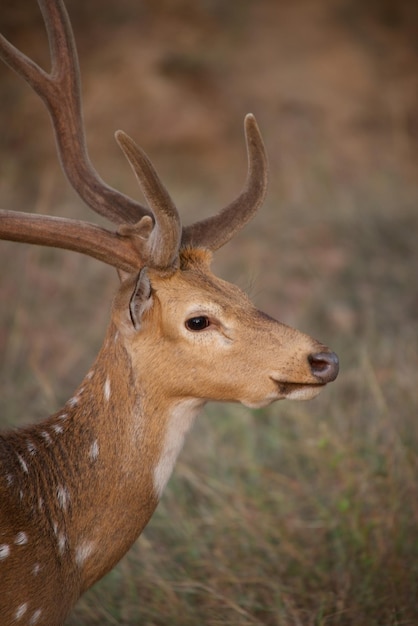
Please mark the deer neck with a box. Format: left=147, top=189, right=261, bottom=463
left=4, top=322, right=204, bottom=594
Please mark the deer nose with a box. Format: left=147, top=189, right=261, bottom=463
left=308, top=351, right=339, bottom=383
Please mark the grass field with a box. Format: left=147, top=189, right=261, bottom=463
left=1, top=0, right=418, bottom=624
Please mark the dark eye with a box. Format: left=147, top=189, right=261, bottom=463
left=185, top=316, right=211, bottom=331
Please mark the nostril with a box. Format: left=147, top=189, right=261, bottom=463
left=308, top=351, right=339, bottom=383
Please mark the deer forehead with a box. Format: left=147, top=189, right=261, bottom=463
left=151, top=266, right=254, bottom=319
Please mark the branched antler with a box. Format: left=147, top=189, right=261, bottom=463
left=0, top=0, right=147, bottom=225
left=181, top=114, right=268, bottom=250
left=0, top=0, right=269, bottom=272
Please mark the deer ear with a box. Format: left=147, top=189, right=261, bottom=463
left=129, top=268, right=153, bottom=330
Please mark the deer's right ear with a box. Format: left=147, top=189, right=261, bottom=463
left=129, top=268, right=153, bottom=330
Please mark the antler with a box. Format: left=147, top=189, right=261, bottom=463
left=0, top=0, right=269, bottom=272
left=0, top=211, right=144, bottom=273
left=115, top=114, right=268, bottom=256
left=115, top=131, right=181, bottom=269
left=181, top=114, right=268, bottom=251
left=0, top=0, right=183, bottom=270
left=0, top=0, right=146, bottom=225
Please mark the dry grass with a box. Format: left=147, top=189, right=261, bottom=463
left=1, top=0, right=418, bottom=624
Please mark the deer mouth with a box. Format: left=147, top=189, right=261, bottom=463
left=274, top=381, right=325, bottom=401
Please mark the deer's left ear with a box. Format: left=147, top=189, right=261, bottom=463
left=129, top=268, right=153, bottom=330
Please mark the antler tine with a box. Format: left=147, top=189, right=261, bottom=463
left=115, top=131, right=182, bottom=268
left=0, top=211, right=143, bottom=273
left=181, top=114, right=269, bottom=251
left=0, top=0, right=147, bottom=226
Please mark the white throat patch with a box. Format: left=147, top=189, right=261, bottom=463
left=153, top=399, right=203, bottom=499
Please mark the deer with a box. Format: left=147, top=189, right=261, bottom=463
left=0, top=1, right=339, bottom=624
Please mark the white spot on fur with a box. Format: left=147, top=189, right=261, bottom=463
left=153, top=399, right=203, bottom=499
left=58, top=413, right=68, bottom=421
left=58, top=532, right=67, bottom=555
left=41, top=431, right=52, bottom=445
left=75, top=540, right=95, bottom=567
left=57, top=485, right=70, bottom=512
left=52, top=423, right=63, bottom=435
left=29, top=609, right=42, bottom=625
left=38, top=497, right=44, bottom=512
left=15, top=532, right=28, bottom=545
left=68, top=396, right=79, bottom=407
left=6, top=473, right=13, bottom=486
left=32, top=563, right=41, bottom=576
left=0, top=544, right=10, bottom=559
left=104, top=376, right=111, bottom=402
left=85, top=369, right=94, bottom=380
left=89, top=440, right=99, bottom=462
left=17, top=454, right=28, bottom=473
left=27, top=440, right=37, bottom=455
left=15, top=603, right=28, bottom=620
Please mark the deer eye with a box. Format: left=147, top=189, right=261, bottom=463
left=185, top=316, right=211, bottom=331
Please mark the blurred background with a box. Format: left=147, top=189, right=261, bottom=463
left=1, top=0, right=418, bottom=624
